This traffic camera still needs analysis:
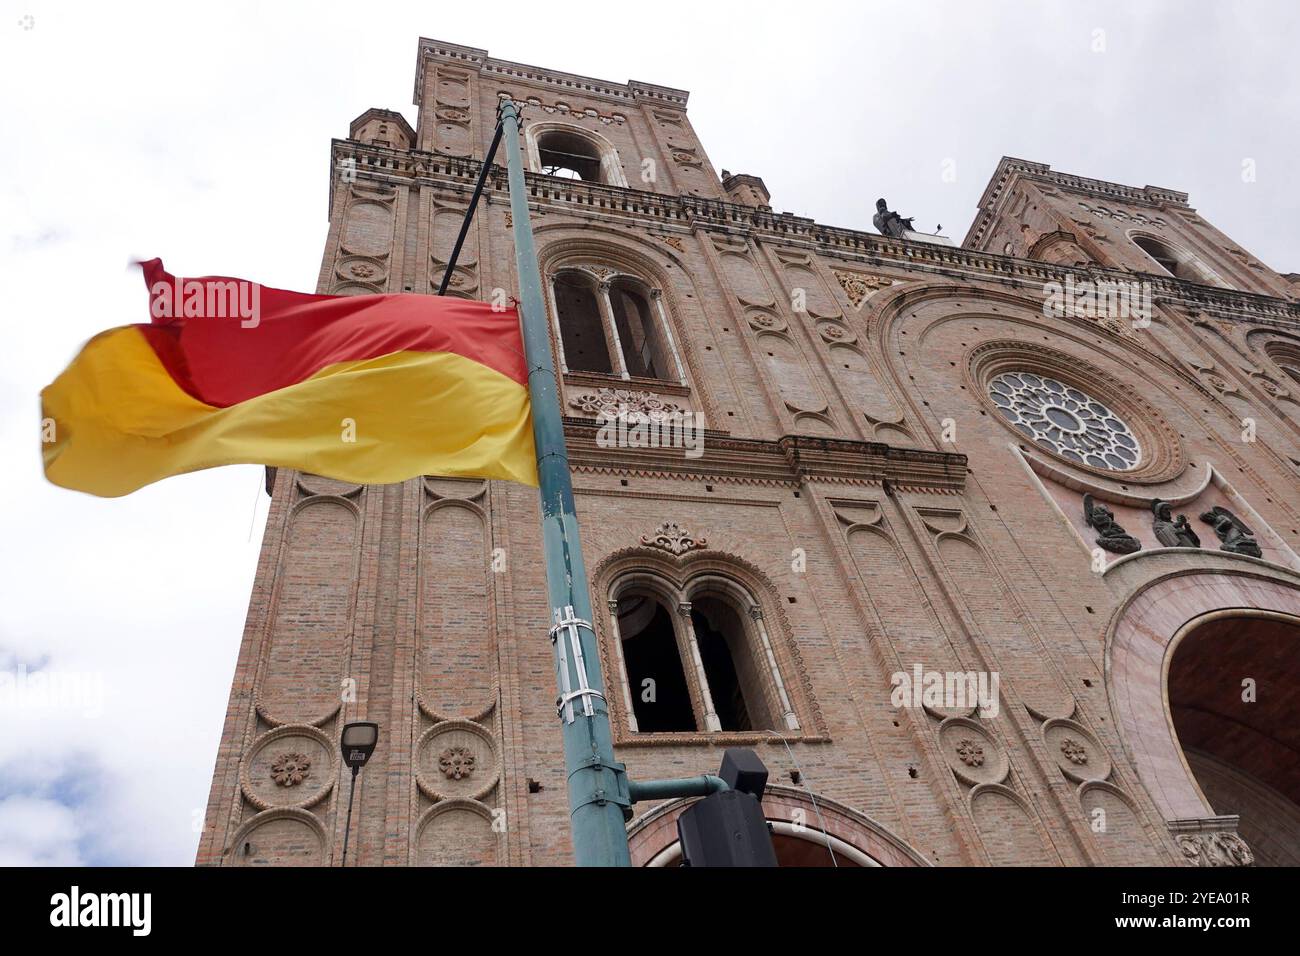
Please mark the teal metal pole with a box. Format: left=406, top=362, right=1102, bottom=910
left=497, top=97, right=632, bottom=867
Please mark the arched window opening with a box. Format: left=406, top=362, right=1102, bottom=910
left=1132, top=235, right=1220, bottom=285
left=690, top=596, right=776, bottom=732
left=549, top=267, right=684, bottom=384
left=553, top=273, right=612, bottom=374
left=618, top=594, right=695, bottom=733
left=537, top=130, right=603, bottom=182
left=609, top=281, right=672, bottom=381
left=1133, top=235, right=1181, bottom=276
left=608, top=574, right=797, bottom=736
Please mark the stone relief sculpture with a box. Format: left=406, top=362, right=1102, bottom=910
left=1176, top=831, right=1255, bottom=867
left=1199, top=506, right=1263, bottom=558
left=1083, top=494, right=1141, bottom=554
left=1151, top=499, right=1201, bottom=548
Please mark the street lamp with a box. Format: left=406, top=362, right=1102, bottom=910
left=339, top=721, right=379, bottom=866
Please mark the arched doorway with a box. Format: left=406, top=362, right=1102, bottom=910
left=1168, top=612, right=1300, bottom=866
left=1107, top=562, right=1300, bottom=865
left=626, top=785, right=929, bottom=868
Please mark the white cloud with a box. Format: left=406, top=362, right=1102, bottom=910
left=0, top=795, right=85, bottom=866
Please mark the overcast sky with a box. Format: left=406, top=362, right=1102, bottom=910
left=1, top=1, right=1296, bottom=866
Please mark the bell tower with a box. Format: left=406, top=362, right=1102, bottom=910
left=965, top=156, right=1300, bottom=300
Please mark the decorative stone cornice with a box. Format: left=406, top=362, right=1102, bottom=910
left=414, top=37, right=689, bottom=107
left=562, top=418, right=968, bottom=493
left=330, top=139, right=1300, bottom=327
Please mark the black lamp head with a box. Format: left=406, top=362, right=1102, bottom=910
left=340, top=721, right=379, bottom=769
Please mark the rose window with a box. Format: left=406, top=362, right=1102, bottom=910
left=988, top=372, right=1140, bottom=471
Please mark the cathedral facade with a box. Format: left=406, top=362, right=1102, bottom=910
left=197, top=38, right=1300, bottom=867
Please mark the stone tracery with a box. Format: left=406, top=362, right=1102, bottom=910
left=988, top=371, right=1140, bottom=471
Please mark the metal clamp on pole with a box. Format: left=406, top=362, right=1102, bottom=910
left=550, top=605, right=605, bottom=723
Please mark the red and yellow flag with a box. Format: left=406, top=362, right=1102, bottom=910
left=41, top=260, right=537, bottom=496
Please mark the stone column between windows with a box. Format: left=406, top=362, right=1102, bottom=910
left=750, top=605, right=800, bottom=731
left=678, top=601, right=722, bottom=732
left=599, top=149, right=628, bottom=189
left=605, top=599, right=639, bottom=733
left=649, top=288, right=687, bottom=384
left=597, top=280, right=631, bottom=379
left=544, top=275, right=569, bottom=373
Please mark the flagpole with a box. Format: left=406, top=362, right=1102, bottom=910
left=497, top=96, right=633, bottom=867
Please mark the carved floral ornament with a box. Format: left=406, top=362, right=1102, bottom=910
left=569, top=388, right=683, bottom=422
left=955, top=739, right=985, bottom=767
left=640, top=522, right=707, bottom=556
left=832, top=269, right=893, bottom=309
left=1177, top=832, right=1254, bottom=868
left=438, top=746, right=476, bottom=780
left=270, top=752, right=311, bottom=787
left=1096, top=316, right=1135, bottom=339
left=1060, top=738, right=1088, bottom=765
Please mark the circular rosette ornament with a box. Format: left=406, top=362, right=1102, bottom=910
left=270, top=752, right=312, bottom=787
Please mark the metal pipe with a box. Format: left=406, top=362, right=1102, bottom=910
left=498, top=97, right=632, bottom=867
left=628, top=775, right=729, bottom=803
left=437, top=121, right=503, bottom=296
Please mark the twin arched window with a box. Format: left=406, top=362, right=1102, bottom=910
left=548, top=269, right=684, bottom=383
left=607, top=577, right=801, bottom=735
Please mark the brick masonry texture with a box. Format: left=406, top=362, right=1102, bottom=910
left=197, top=38, right=1300, bottom=868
